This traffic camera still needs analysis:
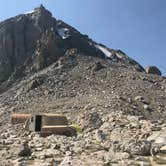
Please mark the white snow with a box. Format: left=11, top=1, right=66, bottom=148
left=115, top=53, right=123, bottom=59
left=95, top=44, right=124, bottom=59
left=95, top=44, right=112, bottom=58
left=57, top=28, right=70, bottom=39
left=88, top=42, right=93, bottom=46
left=25, top=10, right=35, bottom=14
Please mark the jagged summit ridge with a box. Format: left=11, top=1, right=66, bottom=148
left=25, top=4, right=52, bottom=16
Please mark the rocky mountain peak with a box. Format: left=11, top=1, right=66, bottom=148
left=35, top=4, right=48, bottom=11
left=25, top=5, right=55, bottom=32
left=33, top=4, right=52, bottom=17
left=0, top=5, right=144, bottom=90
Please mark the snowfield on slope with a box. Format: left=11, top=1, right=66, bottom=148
left=95, top=44, right=112, bottom=58
left=58, top=28, right=70, bottom=39
left=95, top=44, right=124, bottom=59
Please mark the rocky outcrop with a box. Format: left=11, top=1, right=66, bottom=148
left=0, top=5, right=57, bottom=82
left=145, top=66, right=162, bottom=76
left=18, top=142, right=32, bottom=157
left=29, top=28, right=64, bottom=71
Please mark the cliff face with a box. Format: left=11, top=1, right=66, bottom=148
left=0, top=5, right=57, bottom=82
left=0, top=5, right=144, bottom=84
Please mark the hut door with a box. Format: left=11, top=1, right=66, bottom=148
left=35, top=115, right=42, bottom=131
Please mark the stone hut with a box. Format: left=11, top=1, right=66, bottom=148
left=11, top=113, right=76, bottom=137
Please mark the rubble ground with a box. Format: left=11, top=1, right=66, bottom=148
left=0, top=5, right=165, bottom=166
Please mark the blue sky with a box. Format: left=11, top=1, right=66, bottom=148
left=0, top=0, right=166, bottom=75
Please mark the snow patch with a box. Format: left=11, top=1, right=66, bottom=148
left=89, top=42, right=93, bottom=46
left=57, top=28, right=70, bottom=39
left=95, top=44, right=124, bottom=59
left=115, top=53, right=123, bottom=59
left=95, top=44, right=112, bottom=58
left=25, top=10, right=35, bottom=14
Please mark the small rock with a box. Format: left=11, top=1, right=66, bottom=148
left=99, top=122, right=110, bottom=131
left=44, top=149, right=61, bottom=158
left=151, top=126, right=161, bottom=131
left=65, top=151, right=72, bottom=156
left=95, top=129, right=106, bottom=142
left=143, top=104, right=150, bottom=111
left=160, top=145, right=166, bottom=153
left=92, top=61, right=105, bottom=72
left=145, top=66, right=161, bottom=76
left=26, top=77, right=43, bottom=91
left=155, top=136, right=166, bottom=144
left=111, top=152, right=130, bottom=162
left=73, top=146, right=82, bottom=154
left=35, top=147, right=43, bottom=151
left=59, top=156, right=73, bottom=166
left=5, top=139, right=13, bottom=145
left=134, top=96, right=144, bottom=101
left=124, top=139, right=151, bottom=156
left=18, top=142, right=31, bottom=157
left=147, top=132, right=161, bottom=142
left=79, top=112, right=103, bottom=131
left=35, top=143, right=43, bottom=148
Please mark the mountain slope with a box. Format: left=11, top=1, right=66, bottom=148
left=0, top=5, right=166, bottom=166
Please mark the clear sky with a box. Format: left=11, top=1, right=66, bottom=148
left=0, top=0, right=166, bottom=75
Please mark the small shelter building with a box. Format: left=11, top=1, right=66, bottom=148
left=11, top=113, right=76, bottom=137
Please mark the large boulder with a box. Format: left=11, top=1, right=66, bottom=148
left=145, top=66, right=161, bottom=76
left=79, top=112, right=103, bottom=131
left=124, top=139, right=151, bottom=156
